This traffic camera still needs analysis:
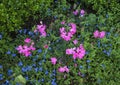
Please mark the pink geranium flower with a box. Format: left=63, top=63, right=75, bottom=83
left=58, top=67, right=65, bottom=73
left=80, top=9, right=85, bottom=16
left=66, top=48, right=75, bottom=55
left=61, top=21, right=65, bottom=25
left=44, top=45, right=48, bottom=49
left=51, top=57, right=57, bottom=65
left=99, top=31, right=106, bottom=38
left=73, top=39, right=78, bottom=45
left=63, top=66, right=69, bottom=73
left=73, top=10, right=79, bottom=15
left=24, top=38, right=31, bottom=43
left=93, top=30, right=99, bottom=38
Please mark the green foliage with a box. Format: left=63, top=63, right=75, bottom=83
left=0, top=0, right=53, bottom=32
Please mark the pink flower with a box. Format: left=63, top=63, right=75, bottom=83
left=73, top=52, right=78, bottom=59
left=51, top=57, right=57, bottom=65
left=36, top=24, right=47, bottom=37
left=99, top=31, right=106, bottom=38
left=74, top=64, right=77, bottom=67
left=24, top=38, right=31, bottom=43
left=66, top=48, right=75, bottom=55
left=44, top=45, right=48, bottom=49
left=24, top=51, right=31, bottom=57
left=80, top=9, right=85, bottom=16
left=73, top=39, right=78, bottom=45
left=61, top=21, right=65, bottom=25
left=93, top=30, right=99, bottom=38
left=58, top=67, right=65, bottom=73
left=69, top=23, right=76, bottom=34
left=63, top=66, right=69, bottom=73
left=73, top=10, right=79, bottom=15
left=29, top=45, right=36, bottom=51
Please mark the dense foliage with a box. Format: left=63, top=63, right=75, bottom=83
left=0, top=0, right=120, bottom=85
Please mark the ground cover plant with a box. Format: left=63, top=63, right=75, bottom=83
left=0, top=0, right=120, bottom=85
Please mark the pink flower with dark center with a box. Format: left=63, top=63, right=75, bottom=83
left=73, top=39, right=78, bottom=45
left=24, top=38, right=31, bottom=43
left=66, top=48, right=75, bottom=55
left=99, top=31, right=106, bottom=38
left=58, top=67, right=65, bottom=73
left=44, top=45, right=48, bottom=49
left=93, top=30, right=99, bottom=38
left=73, top=10, right=79, bottom=15
left=51, top=57, right=57, bottom=65
left=80, top=9, right=85, bottom=16
left=63, top=66, right=69, bottom=73
left=61, top=21, right=65, bottom=25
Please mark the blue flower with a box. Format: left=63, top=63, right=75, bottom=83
left=37, top=49, right=42, bottom=53
left=41, top=78, right=44, bottom=82
left=34, top=67, right=39, bottom=72
left=0, top=74, right=3, bottom=80
left=45, top=70, right=49, bottom=75
left=106, top=52, right=110, bottom=56
left=6, top=50, right=11, bottom=55
left=81, top=74, right=85, bottom=77
left=12, top=53, right=16, bottom=57
left=4, top=80, right=10, bottom=85
left=48, top=47, right=52, bottom=50
left=38, top=61, right=42, bottom=65
left=106, top=14, right=109, bottom=18
left=25, top=76, right=29, bottom=80
left=85, top=51, right=89, bottom=55
left=18, top=30, right=22, bottom=34
left=0, top=34, right=2, bottom=39
left=39, top=67, right=43, bottom=71
left=51, top=80, right=57, bottom=85
left=21, top=67, right=27, bottom=72
left=88, top=66, right=91, bottom=69
left=32, top=64, right=36, bottom=67
left=79, top=65, right=83, bottom=69
left=52, top=69, right=56, bottom=73
left=18, top=61, right=23, bottom=66
left=26, top=66, right=32, bottom=71
left=0, top=64, right=3, bottom=69
left=28, top=31, right=34, bottom=36
left=7, top=69, right=13, bottom=76
left=86, top=60, right=91, bottom=63
left=97, top=40, right=100, bottom=48
left=23, top=29, right=27, bottom=34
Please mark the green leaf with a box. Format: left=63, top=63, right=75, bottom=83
left=15, top=75, right=26, bottom=85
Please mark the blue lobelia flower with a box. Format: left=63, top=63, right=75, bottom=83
left=0, top=34, right=2, bottom=39
left=6, top=50, right=11, bottom=55
left=37, top=49, right=42, bottom=53
left=0, top=64, right=3, bottom=69
left=45, top=70, right=49, bottom=75
left=7, top=69, right=13, bottom=76
left=86, top=60, right=91, bottom=63
left=0, top=74, right=3, bottom=80
left=18, top=61, right=23, bottom=67
left=79, top=65, right=83, bottom=69
left=12, top=53, right=16, bottom=57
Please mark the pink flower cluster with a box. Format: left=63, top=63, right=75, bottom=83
left=51, top=57, right=57, bottom=65
left=16, top=38, right=36, bottom=57
left=93, top=30, right=106, bottom=38
left=73, top=10, right=79, bottom=15
left=58, top=66, right=69, bottom=73
left=66, top=44, right=86, bottom=59
left=73, top=9, right=85, bottom=16
left=60, top=23, right=76, bottom=41
left=34, top=24, right=47, bottom=37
